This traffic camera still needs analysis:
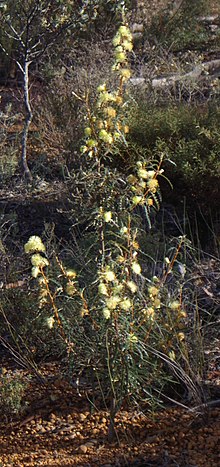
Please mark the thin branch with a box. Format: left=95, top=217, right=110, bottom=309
left=5, top=19, right=26, bottom=49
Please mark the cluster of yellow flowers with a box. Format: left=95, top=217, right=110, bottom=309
left=98, top=261, right=140, bottom=320
left=138, top=271, right=187, bottom=348
left=167, top=299, right=187, bottom=345
left=112, top=25, right=133, bottom=77
left=127, top=160, right=163, bottom=208
left=24, top=236, right=80, bottom=328
left=140, top=281, right=160, bottom=323
left=24, top=236, right=48, bottom=278
left=24, top=236, right=51, bottom=316
left=81, top=24, right=132, bottom=158
left=64, top=268, right=78, bottom=297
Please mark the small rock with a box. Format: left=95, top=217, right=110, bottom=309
left=39, top=427, right=46, bottom=433
left=48, top=413, right=56, bottom=422
left=85, top=439, right=97, bottom=447
left=79, top=413, right=87, bottom=421
left=129, top=78, right=145, bottom=86
left=131, top=23, right=144, bottom=33
left=35, top=424, right=43, bottom=431
left=79, top=444, right=88, bottom=453
left=210, top=24, right=219, bottom=32
left=132, top=32, right=143, bottom=41
left=41, top=450, right=48, bottom=455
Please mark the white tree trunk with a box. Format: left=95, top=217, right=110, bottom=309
left=21, top=60, right=33, bottom=181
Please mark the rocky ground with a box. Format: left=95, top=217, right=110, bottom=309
left=0, top=358, right=219, bottom=467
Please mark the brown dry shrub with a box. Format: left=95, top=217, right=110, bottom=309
left=33, top=39, right=118, bottom=174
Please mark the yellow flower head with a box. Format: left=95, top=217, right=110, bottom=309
left=148, top=286, right=159, bottom=297
left=80, top=145, right=88, bottom=154
left=127, top=280, right=137, bottom=293
left=128, top=333, right=138, bottom=344
left=99, top=129, right=113, bottom=144
left=80, top=307, right=89, bottom=317
left=98, top=282, right=108, bottom=296
left=132, top=262, right=141, bottom=275
left=105, top=106, right=116, bottom=118
left=84, top=127, right=92, bottom=136
left=66, top=282, right=76, bottom=296
left=106, top=295, right=121, bottom=310
left=132, top=195, right=143, bottom=206
left=123, top=40, right=133, bottom=51
left=116, top=255, right=126, bottom=264
left=98, top=91, right=115, bottom=104
left=87, top=139, right=98, bottom=148
left=24, top=236, right=46, bottom=254
left=120, top=68, right=131, bottom=80
left=118, top=25, right=132, bottom=40
left=153, top=298, right=161, bottom=309
left=115, top=95, right=123, bottom=105
left=169, top=350, right=176, bottom=361
left=103, top=269, right=115, bottom=282
left=103, top=308, right=111, bottom=319
left=112, top=34, right=121, bottom=47
left=113, top=283, right=123, bottom=294
left=147, top=178, right=159, bottom=193
left=66, top=269, right=77, bottom=279
left=127, top=174, right=137, bottom=184
left=138, top=168, right=149, bottom=179
left=178, top=332, right=185, bottom=342
left=39, top=297, right=48, bottom=309
left=132, top=240, right=140, bottom=250
left=144, top=307, right=155, bottom=320
left=120, top=298, right=131, bottom=311
left=179, top=310, right=187, bottom=318
left=120, top=226, right=128, bottom=235
left=169, top=301, right=180, bottom=311
left=147, top=198, right=154, bottom=206
left=31, top=254, right=49, bottom=268
left=97, top=83, right=107, bottom=92
left=31, top=266, right=40, bottom=278
left=103, top=211, right=112, bottom=222
left=97, top=120, right=104, bottom=129
left=46, top=316, right=55, bottom=329
left=115, top=51, right=126, bottom=63
left=115, top=45, right=123, bottom=53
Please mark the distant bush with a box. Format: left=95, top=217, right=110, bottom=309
left=0, top=105, right=21, bottom=184
left=148, top=0, right=210, bottom=51
left=127, top=101, right=220, bottom=213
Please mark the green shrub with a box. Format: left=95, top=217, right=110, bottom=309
left=148, top=0, right=210, bottom=51
left=127, top=101, right=220, bottom=213
left=22, top=23, right=204, bottom=441
left=0, top=371, right=29, bottom=418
